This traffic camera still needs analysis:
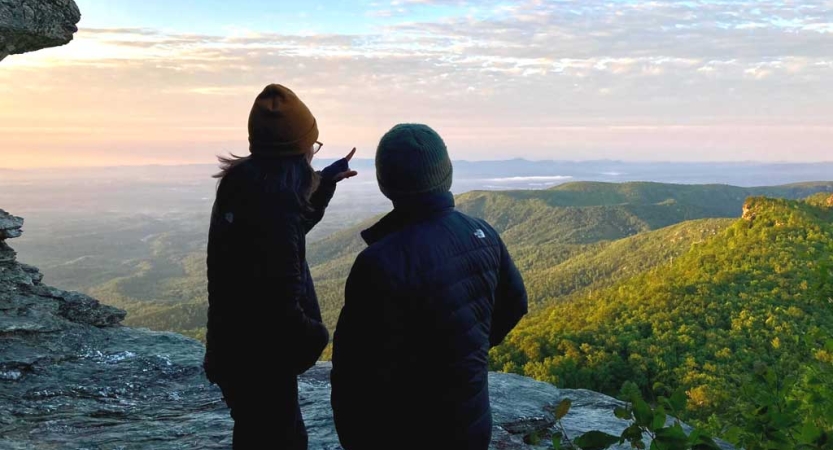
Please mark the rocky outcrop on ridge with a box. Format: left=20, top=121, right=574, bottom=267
left=0, top=0, right=81, bottom=62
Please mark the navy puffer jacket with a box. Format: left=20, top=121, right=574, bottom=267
left=204, top=157, right=335, bottom=385
left=331, top=192, right=528, bottom=450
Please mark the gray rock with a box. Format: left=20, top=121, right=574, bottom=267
left=36, top=286, right=127, bottom=327
left=0, top=260, right=39, bottom=290
left=0, top=0, right=81, bottom=61
left=0, top=241, right=16, bottom=264
left=18, top=264, right=43, bottom=285
left=0, top=209, right=23, bottom=239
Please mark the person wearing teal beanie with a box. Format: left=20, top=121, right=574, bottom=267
left=332, top=123, right=529, bottom=450
left=374, top=123, right=454, bottom=201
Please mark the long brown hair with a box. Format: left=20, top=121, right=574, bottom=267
left=213, top=153, right=320, bottom=210
left=213, top=153, right=252, bottom=179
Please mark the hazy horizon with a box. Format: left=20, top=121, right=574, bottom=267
left=2, top=0, right=832, bottom=168
left=5, top=158, right=833, bottom=172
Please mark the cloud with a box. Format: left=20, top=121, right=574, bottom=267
left=80, top=27, right=161, bottom=36
left=2, top=1, right=832, bottom=166
left=6, top=3, right=832, bottom=104
left=394, top=0, right=485, bottom=4
left=366, top=8, right=409, bottom=17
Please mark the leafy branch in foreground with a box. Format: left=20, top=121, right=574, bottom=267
left=551, top=389, right=721, bottom=450
left=720, top=360, right=833, bottom=450
left=551, top=366, right=833, bottom=450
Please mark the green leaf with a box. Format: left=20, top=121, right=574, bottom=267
left=770, top=411, right=797, bottom=429
left=621, top=424, right=644, bottom=443
left=525, top=431, right=541, bottom=445
left=654, top=424, right=689, bottom=447
left=798, top=422, right=823, bottom=444
left=722, top=426, right=743, bottom=444
left=555, top=399, right=572, bottom=421
left=651, top=407, right=667, bottom=431
left=764, top=368, right=778, bottom=386
left=653, top=381, right=668, bottom=396
left=688, top=429, right=722, bottom=450
left=668, top=389, right=688, bottom=413
left=633, top=397, right=654, bottom=428
left=552, top=431, right=564, bottom=450
left=614, top=406, right=633, bottom=420
left=754, top=405, right=770, bottom=417
left=688, top=429, right=701, bottom=441
left=574, top=431, right=621, bottom=450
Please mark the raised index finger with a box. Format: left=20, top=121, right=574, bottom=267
left=345, top=147, right=356, bottom=162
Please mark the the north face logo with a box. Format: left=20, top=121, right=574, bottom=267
left=474, top=229, right=486, bottom=239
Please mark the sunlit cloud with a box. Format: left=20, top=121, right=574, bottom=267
left=1, top=0, right=831, bottom=168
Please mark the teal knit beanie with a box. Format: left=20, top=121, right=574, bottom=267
left=376, top=124, right=453, bottom=201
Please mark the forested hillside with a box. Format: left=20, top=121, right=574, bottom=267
left=491, top=195, right=833, bottom=435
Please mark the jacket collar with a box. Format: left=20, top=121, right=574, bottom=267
left=361, top=192, right=455, bottom=245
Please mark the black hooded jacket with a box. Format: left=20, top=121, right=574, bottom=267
left=203, top=158, right=335, bottom=384
left=331, top=192, right=528, bottom=449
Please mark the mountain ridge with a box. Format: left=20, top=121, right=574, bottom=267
left=83, top=181, right=833, bottom=339
left=490, top=194, right=833, bottom=433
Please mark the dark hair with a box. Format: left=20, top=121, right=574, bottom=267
left=213, top=153, right=251, bottom=179
left=213, top=153, right=320, bottom=211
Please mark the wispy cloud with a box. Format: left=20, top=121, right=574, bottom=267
left=81, top=27, right=161, bottom=36
left=1, top=0, right=831, bottom=167
left=366, top=8, right=409, bottom=18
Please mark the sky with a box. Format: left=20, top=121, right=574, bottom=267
left=1, top=0, right=832, bottom=168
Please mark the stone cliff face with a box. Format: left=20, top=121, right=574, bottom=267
left=741, top=198, right=758, bottom=222
left=0, top=209, right=732, bottom=449
left=0, top=0, right=81, bottom=62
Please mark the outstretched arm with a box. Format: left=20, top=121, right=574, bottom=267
left=303, top=148, right=358, bottom=233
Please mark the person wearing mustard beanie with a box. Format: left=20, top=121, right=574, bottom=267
left=205, top=84, right=357, bottom=450
left=248, top=84, right=320, bottom=156
left=332, top=124, right=528, bottom=450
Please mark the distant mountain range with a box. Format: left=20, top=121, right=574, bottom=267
left=85, top=181, right=833, bottom=342
left=4, top=160, right=833, bottom=188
